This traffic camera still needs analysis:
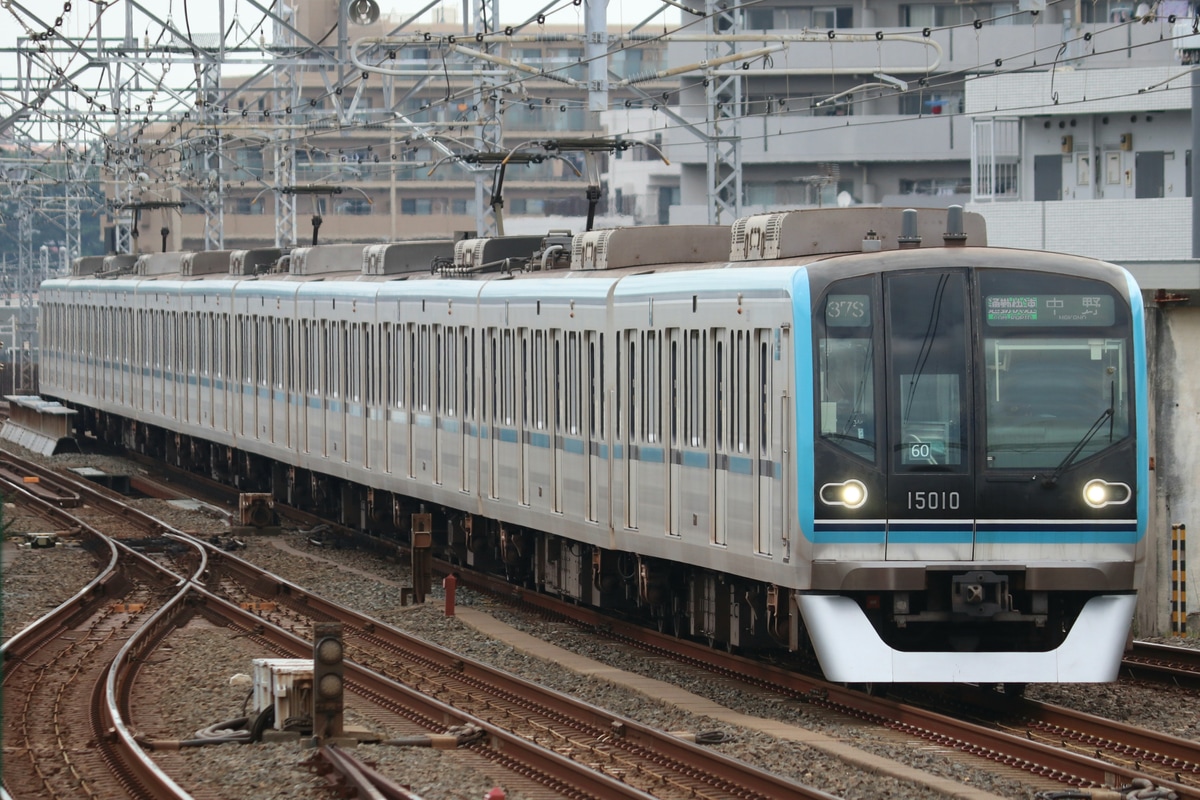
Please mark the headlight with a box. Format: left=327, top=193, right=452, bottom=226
left=819, top=479, right=868, bottom=509
left=1082, top=479, right=1132, bottom=509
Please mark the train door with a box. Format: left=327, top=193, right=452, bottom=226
left=406, top=323, right=416, bottom=477
left=326, top=318, right=336, bottom=459
left=411, top=323, right=434, bottom=482
left=435, top=326, right=451, bottom=485
left=488, top=327, right=501, bottom=498
left=166, top=307, right=177, bottom=422
left=460, top=328, right=472, bottom=494
left=232, top=313, right=242, bottom=436
left=586, top=330, right=603, bottom=523
left=347, top=321, right=362, bottom=467
left=180, top=310, right=191, bottom=424
left=338, top=320, right=350, bottom=464
left=521, top=327, right=544, bottom=509
left=300, top=319, right=311, bottom=455
left=674, top=328, right=710, bottom=541
left=884, top=271, right=974, bottom=561
left=622, top=329, right=639, bottom=529
left=158, top=308, right=166, bottom=418
left=200, top=310, right=208, bottom=429
left=317, top=318, right=329, bottom=458
left=142, top=307, right=151, bottom=415
left=549, top=331, right=564, bottom=513
left=134, top=306, right=145, bottom=413
left=234, top=314, right=246, bottom=439
left=260, top=315, right=272, bottom=444
left=755, top=327, right=788, bottom=557
left=274, top=316, right=291, bottom=443
left=362, top=324, right=375, bottom=471
left=149, top=309, right=160, bottom=416
left=92, top=307, right=103, bottom=402
left=727, top=330, right=756, bottom=548
left=211, top=312, right=223, bottom=433
left=381, top=322, right=395, bottom=474
left=668, top=328, right=683, bottom=536
left=711, top=330, right=726, bottom=547
left=560, top=331, right=583, bottom=517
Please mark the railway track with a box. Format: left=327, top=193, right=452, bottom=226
left=1124, top=640, right=1200, bottom=687
left=109, top=447, right=1200, bottom=799
left=199, top=544, right=835, bottom=800
left=2, top=449, right=842, bottom=800
left=0, top=476, right=202, bottom=800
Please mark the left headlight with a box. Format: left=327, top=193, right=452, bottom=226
left=819, top=479, right=868, bottom=509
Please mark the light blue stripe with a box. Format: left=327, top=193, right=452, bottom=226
left=1127, top=269, right=1150, bottom=544
left=976, top=530, right=1141, bottom=544
left=808, top=531, right=887, bottom=544
left=792, top=270, right=816, bottom=540
left=680, top=450, right=708, bottom=469
left=529, top=431, right=552, bottom=448
left=563, top=438, right=586, bottom=455
left=887, top=530, right=973, bottom=544
left=640, top=446, right=664, bottom=464
left=727, top=456, right=753, bottom=475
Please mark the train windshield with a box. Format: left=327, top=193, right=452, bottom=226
left=887, top=272, right=968, bottom=472
left=981, top=270, right=1131, bottom=470
left=816, top=275, right=875, bottom=461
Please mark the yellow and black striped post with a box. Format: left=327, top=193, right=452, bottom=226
left=1172, top=523, right=1187, bottom=637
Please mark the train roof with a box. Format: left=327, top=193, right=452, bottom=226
left=50, top=207, right=989, bottom=292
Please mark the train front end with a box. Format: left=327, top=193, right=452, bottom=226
left=796, top=247, right=1146, bottom=684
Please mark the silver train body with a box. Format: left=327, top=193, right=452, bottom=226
left=40, top=208, right=1148, bottom=683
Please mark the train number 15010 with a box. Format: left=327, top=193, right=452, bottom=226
left=907, top=491, right=961, bottom=510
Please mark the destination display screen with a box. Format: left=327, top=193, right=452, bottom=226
left=825, top=294, right=871, bottom=327
left=985, top=294, right=1114, bottom=326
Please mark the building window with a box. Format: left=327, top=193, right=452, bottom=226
left=509, top=198, right=546, bottom=215
left=745, top=7, right=774, bottom=28
left=548, top=48, right=584, bottom=81
left=899, top=91, right=963, bottom=116
left=812, top=6, right=853, bottom=27
left=336, top=198, right=372, bottom=215
left=233, top=197, right=265, bottom=215
left=899, top=177, right=971, bottom=196
left=902, top=4, right=985, bottom=26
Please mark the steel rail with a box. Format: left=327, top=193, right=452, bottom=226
left=0, top=478, right=199, bottom=800
left=183, top=585, right=668, bottom=800
left=199, top=544, right=838, bottom=800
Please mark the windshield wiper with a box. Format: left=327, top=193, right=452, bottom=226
left=1042, top=406, right=1114, bottom=487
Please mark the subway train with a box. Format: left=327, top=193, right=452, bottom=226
left=38, top=207, right=1147, bottom=684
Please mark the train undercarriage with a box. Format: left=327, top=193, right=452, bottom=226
left=86, top=410, right=802, bottom=656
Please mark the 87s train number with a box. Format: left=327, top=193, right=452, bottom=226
left=907, top=491, right=961, bottom=510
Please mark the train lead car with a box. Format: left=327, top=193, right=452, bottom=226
left=40, top=207, right=1146, bottom=684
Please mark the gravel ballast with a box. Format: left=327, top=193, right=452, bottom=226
left=4, top=454, right=1199, bottom=800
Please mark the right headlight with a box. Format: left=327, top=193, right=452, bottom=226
left=1082, top=478, right=1132, bottom=509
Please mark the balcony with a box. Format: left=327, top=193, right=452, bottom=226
left=666, top=112, right=972, bottom=164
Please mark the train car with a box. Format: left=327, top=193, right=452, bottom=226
left=38, top=207, right=1147, bottom=685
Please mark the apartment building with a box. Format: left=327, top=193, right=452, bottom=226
left=137, top=1, right=673, bottom=251
left=666, top=0, right=1192, bottom=249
